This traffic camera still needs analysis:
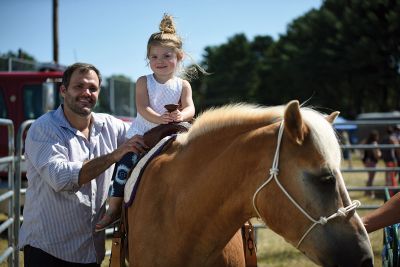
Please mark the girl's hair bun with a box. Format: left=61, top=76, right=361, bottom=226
left=159, top=14, right=176, bottom=34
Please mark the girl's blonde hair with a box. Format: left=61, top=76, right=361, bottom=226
left=147, top=13, right=207, bottom=80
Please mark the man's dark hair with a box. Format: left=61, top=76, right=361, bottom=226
left=62, top=62, right=102, bottom=88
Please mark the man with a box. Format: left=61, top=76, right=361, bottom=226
left=19, top=63, right=146, bottom=266
left=362, top=192, right=400, bottom=233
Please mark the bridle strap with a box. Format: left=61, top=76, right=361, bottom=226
left=252, top=121, right=361, bottom=248
left=252, top=122, right=284, bottom=219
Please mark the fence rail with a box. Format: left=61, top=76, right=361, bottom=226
left=0, top=57, right=36, bottom=72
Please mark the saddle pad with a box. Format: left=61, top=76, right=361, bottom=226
left=124, top=135, right=176, bottom=207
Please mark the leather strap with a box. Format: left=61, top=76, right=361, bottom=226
left=109, top=232, right=124, bottom=267
left=109, top=208, right=127, bottom=267
left=241, top=221, right=258, bottom=267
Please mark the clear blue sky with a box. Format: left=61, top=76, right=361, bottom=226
left=0, top=0, right=322, bottom=81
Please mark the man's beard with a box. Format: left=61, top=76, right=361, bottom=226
left=64, top=95, right=95, bottom=116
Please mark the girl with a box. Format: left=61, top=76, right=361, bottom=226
left=96, top=14, right=198, bottom=231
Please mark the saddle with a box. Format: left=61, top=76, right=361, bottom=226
left=110, top=122, right=190, bottom=267
left=143, top=122, right=191, bottom=148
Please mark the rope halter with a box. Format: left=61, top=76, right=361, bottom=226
left=252, top=121, right=361, bottom=248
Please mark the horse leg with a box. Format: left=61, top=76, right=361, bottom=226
left=212, top=230, right=246, bottom=267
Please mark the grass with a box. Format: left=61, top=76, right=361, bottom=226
left=0, top=154, right=390, bottom=267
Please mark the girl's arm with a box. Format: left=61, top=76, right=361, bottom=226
left=170, top=80, right=195, bottom=122
left=362, top=192, right=400, bottom=233
left=372, top=141, right=382, bottom=159
left=135, top=76, right=172, bottom=124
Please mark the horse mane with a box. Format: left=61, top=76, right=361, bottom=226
left=301, top=107, right=342, bottom=168
left=176, top=103, right=341, bottom=168
left=176, top=103, right=284, bottom=145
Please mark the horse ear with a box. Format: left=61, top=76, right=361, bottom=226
left=326, top=111, right=340, bottom=124
left=284, top=100, right=305, bottom=145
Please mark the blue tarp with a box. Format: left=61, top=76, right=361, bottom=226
left=333, top=116, right=358, bottom=131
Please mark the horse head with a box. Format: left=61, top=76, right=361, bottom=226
left=253, top=100, right=373, bottom=267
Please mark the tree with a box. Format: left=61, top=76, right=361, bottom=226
left=1, top=49, right=36, bottom=61
left=191, top=0, right=400, bottom=117
left=259, top=0, right=400, bottom=117
left=0, top=49, right=37, bottom=71
left=195, top=34, right=269, bottom=111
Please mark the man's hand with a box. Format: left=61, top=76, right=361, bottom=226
left=112, top=135, right=148, bottom=162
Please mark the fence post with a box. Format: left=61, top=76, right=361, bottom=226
left=0, top=119, right=15, bottom=267
left=13, top=120, right=34, bottom=267
left=7, top=58, right=12, bottom=72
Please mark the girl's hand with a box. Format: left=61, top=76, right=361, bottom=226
left=170, top=110, right=183, bottom=122
left=160, top=112, right=174, bottom=124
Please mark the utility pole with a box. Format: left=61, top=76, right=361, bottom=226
left=53, top=0, right=59, bottom=63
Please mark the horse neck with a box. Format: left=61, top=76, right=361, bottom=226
left=176, top=123, right=276, bottom=235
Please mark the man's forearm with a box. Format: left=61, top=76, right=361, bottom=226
left=78, top=151, right=117, bottom=186
left=363, top=192, right=400, bottom=233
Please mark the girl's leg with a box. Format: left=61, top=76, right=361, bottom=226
left=110, top=152, right=139, bottom=198
left=96, top=152, right=139, bottom=231
left=365, top=161, right=376, bottom=197
left=366, top=171, right=376, bottom=187
left=95, top=196, right=123, bottom=231
left=385, top=161, right=397, bottom=196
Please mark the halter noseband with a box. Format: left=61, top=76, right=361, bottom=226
left=252, top=121, right=361, bottom=248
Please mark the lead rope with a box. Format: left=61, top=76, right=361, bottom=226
left=252, top=121, right=361, bottom=248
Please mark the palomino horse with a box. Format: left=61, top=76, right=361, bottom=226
left=126, top=100, right=373, bottom=267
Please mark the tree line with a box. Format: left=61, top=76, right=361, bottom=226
left=190, top=0, right=400, bottom=118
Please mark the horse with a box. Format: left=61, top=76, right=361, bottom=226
left=126, top=100, right=374, bottom=267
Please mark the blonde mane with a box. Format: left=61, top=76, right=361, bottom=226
left=301, top=108, right=342, bottom=169
left=176, top=103, right=284, bottom=144
left=176, top=103, right=341, bottom=168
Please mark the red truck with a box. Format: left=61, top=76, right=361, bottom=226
left=0, top=71, right=64, bottom=179
left=0, top=70, right=135, bottom=180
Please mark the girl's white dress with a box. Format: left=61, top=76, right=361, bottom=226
left=126, top=74, right=183, bottom=138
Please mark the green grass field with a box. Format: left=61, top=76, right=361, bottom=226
left=0, top=154, right=391, bottom=267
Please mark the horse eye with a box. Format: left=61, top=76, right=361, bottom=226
left=320, top=175, right=336, bottom=185
left=303, top=170, right=336, bottom=187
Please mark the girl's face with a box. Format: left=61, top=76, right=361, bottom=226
left=148, top=45, right=180, bottom=79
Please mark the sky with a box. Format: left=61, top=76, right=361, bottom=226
left=0, top=0, right=322, bottom=81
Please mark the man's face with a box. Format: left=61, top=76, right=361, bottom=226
left=60, top=69, right=100, bottom=117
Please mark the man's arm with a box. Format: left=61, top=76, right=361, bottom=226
left=362, top=192, right=400, bottom=233
left=78, top=135, right=147, bottom=185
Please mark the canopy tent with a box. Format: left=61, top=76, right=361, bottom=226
left=333, top=116, right=357, bottom=131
